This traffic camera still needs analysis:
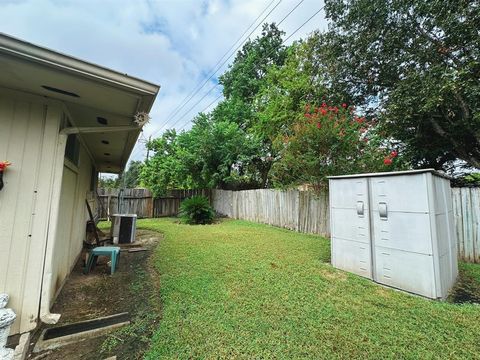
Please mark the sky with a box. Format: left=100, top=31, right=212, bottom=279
left=0, top=0, right=327, bottom=166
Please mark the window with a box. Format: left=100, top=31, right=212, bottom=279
left=90, top=166, right=98, bottom=191
left=65, top=134, right=80, bottom=166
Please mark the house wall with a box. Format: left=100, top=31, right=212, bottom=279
left=48, top=145, right=93, bottom=302
left=0, top=88, right=94, bottom=334
left=0, top=89, right=63, bottom=334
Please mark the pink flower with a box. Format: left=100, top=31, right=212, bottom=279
left=316, top=122, right=321, bottom=129
left=390, top=150, right=398, bottom=158
left=342, top=103, right=347, bottom=108
left=384, top=158, right=393, bottom=165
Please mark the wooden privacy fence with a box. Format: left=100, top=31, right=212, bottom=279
left=452, top=187, right=480, bottom=263
left=213, top=187, right=480, bottom=263
left=97, top=188, right=211, bottom=219
left=212, top=189, right=330, bottom=237
left=97, top=187, right=480, bottom=263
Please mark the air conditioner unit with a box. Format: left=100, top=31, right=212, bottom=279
left=111, top=214, right=137, bottom=244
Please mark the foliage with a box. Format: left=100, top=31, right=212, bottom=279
left=255, top=31, right=343, bottom=141
left=179, top=195, right=215, bottom=225
left=98, top=175, right=120, bottom=189
left=137, top=218, right=480, bottom=359
left=140, top=118, right=262, bottom=195
left=220, top=23, right=287, bottom=107
left=142, top=24, right=288, bottom=192
left=122, top=160, right=144, bottom=188
left=270, top=102, right=403, bottom=188
left=98, top=161, right=144, bottom=189
left=140, top=130, right=190, bottom=196
left=322, top=0, right=480, bottom=170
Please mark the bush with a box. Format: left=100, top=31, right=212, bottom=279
left=179, top=195, right=215, bottom=225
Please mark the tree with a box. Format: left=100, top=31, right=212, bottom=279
left=140, top=115, right=262, bottom=195
left=271, top=102, right=401, bottom=188
left=98, top=175, right=119, bottom=189
left=211, top=23, right=288, bottom=187
left=122, top=160, right=144, bottom=188
left=323, top=0, right=480, bottom=170
left=255, top=31, right=347, bottom=141
left=140, top=129, right=191, bottom=196
left=220, top=23, right=287, bottom=107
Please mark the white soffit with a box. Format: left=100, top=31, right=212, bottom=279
left=0, top=33, right=160, bottom=173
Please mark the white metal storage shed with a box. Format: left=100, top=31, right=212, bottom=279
left=328, top=169, right=458, bottom=299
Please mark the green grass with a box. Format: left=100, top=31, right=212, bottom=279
left=137, top=218, right=480, bottom=359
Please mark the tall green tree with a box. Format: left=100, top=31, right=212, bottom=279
left=211, top=23, right=288, bottom=187
left=122, top=160, right=144, bottom=188
left=140, top=130, right=191, bottom=196
left=140, top=114, right=262, bottom=195
left=323, top=0, right=480, bottom=170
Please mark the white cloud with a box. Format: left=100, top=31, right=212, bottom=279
left=0, top=0, right=327, bottom=165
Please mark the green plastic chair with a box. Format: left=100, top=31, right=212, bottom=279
left=84, top=246, right=121, bottom=275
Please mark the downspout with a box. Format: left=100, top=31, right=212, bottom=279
left=39, top=132, right=67, bottom=324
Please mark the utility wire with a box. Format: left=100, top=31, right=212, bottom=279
left=129, top=0, right=283, bottom=160
left=131, top=1, right=323, bottom=160
left=149, top=0, right=309, bottom=141
left=177, top=93, right=224, bottom=132
left=163, top=4, right=324, bottom=135
left=158, top=0, right=282, bottom=132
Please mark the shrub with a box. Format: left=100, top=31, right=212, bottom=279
left=179, top=195, right=215, bottom=225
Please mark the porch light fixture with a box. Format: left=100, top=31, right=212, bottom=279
left=133, top=111, right=150, bottom=126
left=42, top=85, right=79, bottom=98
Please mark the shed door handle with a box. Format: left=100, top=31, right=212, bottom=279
left=356, top=201, right=364, bottom=216
left=379, top=202, right=388, bottom=219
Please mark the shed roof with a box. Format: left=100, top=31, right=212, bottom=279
left=0, top=33, right=160, bottom=173
left=328, top=169, right=451, bottom=180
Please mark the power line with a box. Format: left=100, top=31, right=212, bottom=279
left=158, top=0, right=282, bottom=133
left=161, top=4, right=324, bottom=135
left=131, top=1, right=323, bottom=161
left=129, top=1, right=284, bottom=161
left=150, top=0, right=309, bottom=140
left=177, top=93, right=224, bottom=132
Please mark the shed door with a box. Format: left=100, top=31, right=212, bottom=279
left=369, top=174, right=436, bottom=298
left=330, top=178, right=372, bottom=279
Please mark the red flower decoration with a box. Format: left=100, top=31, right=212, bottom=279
left=316, top=122, right=321, bottom=129
left=342, top=103, right=347, bottom=108
left=0, top=161, right=11, bottom=172
left=384, top=158, right=393, bottom=165
left=390, top=150, right=398, bottom=158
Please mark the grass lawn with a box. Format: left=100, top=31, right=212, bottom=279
left=136, top=218, right=480, bottom=359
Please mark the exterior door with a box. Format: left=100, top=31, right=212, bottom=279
left=369, top=174, right=436, bottom=298
left=330, top=178, right=372, bottom=279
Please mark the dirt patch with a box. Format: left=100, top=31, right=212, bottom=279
left=28, top=229, right=163, bottom=360
left=448, top=266, right=480, bottom=304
